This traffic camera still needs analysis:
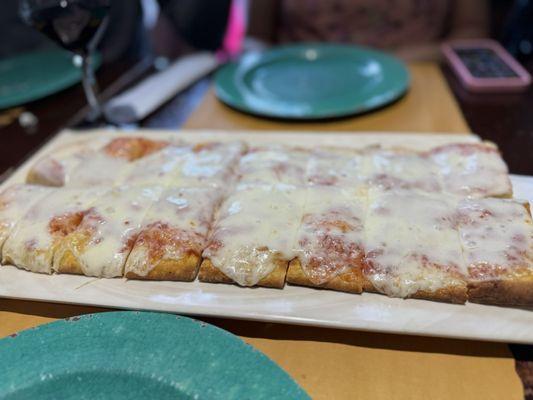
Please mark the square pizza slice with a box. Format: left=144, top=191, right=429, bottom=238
left=363, top=188, right=468, bottom=303
left=53, top=185, right=162, bottom=277
left=428, top=142, right=512, bottom=198
left=360, top=148, right=441, bottom=192
left=0, top=184, right=53, bottom=255
left=2, top=187, right=106, bottom=274
left=287, top=185, right=366, bottom=293
left=457, top=197, right=533, bottom=306
left=169, top=141, right=246, bottom=188
left=124, top=186, right=223, bottom=281
left=305, top=147, right=365, bottom=187
left=199, top=183, right=306, bottom=288
left=27, top=137, right=171, bottom=188
left=237, top=145, right=310, bottom=186
left=119, top=144, right=192, bottom=187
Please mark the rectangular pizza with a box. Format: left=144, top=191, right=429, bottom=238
left=3, top=133, right=530, bottom=309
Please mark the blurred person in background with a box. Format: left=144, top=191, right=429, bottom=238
left=2, top=0, right=530, bottom=66
left=249, top=0, right=490, bottom=61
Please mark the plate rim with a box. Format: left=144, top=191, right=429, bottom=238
left=0, top=49, right=101, bottom=110
left=0, top=311, right=309, bottom=399
left=215, top=42, right=410, bottom=119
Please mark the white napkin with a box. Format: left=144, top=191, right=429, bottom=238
left=104, top=52, right=219, bottom=124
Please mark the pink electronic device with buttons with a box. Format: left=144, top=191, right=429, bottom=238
left=442, top=39, right=531, bottom=93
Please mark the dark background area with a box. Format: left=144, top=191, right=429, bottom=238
left=0, top=0, right=532, bottom=178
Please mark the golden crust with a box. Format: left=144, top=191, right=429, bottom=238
left=411, top=286, right=468, bottom=304
left=53, top=246, right=85, bottom=275
left=467, top=274, right=533, bottom=307
left=26, top=157, right=65, bottom=187
left=52, top=231, right=90, bottom=275
left=362, top=276, right=468, bottom=304
left=125, top=254, right=201, bottom=282
left=198, top=258, right=288, bottom=289
left=286, top=259, right=363, bottom=294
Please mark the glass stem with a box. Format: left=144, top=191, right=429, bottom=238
left=81, top=53, right=102, bottom=121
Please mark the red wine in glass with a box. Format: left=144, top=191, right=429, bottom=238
left=19, top=0, right=110, bottom=120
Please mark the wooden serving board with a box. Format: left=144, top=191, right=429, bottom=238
left=1, top=129, right=532, bottom=343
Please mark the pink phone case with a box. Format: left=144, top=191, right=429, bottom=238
left=442, top=39, right=531, bottom=93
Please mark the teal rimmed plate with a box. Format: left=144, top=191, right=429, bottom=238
left=0, top=311, right=309, bottom=400
left=215, top=43, right=410, bottom=119
left=0, top=49, right=100, bottom=110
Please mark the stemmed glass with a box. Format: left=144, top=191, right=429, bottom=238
left=19, top=0, right=110, bottom=121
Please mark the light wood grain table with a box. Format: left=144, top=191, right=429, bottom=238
left=0, top=62, right=524, bottom=399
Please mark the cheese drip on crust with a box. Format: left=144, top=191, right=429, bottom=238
left=203, top=183, right=306, bottom=286
left=294, top=186, right=366, bottom=284
left=2, top=188, right=106, bottom=273
left=54, top=185, right=162, bottom=277
left=457, top=198, right=533, bottom=280
left=0, top=184, right=53, bottom=255
left=363, top=188, right=467, bottom=298
left=125, top=186, right=222, bottom=279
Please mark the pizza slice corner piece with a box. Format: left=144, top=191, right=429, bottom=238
left=2, top=188, right=104, bottom=274
left=429, top=142, right=512, bottom=198
left=53, top=185, right=162, bottom=278
left=363, top=188, right=468, bottom=304
left=361, top=147, right=441, bottom=192
left=172, top=141, right=247, bottom=188
left=27, top=136, right=172, bottom=188
left=199, top=183, right=306, bottom=288
left=237, top=145, right=310, bottom=186
left=458, top=197, right=533, bottom=307
left=305, top=147, right=365, bottom=188
left=287, top=186, right=367, bottom=294
left=0, top=184, right=54, bottom=257
left=124, top=187, right=221, bottom=281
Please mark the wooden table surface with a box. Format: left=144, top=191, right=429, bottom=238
left=184, top=62, right=470, bottom=133
left=0, top=62, right=525, bottom=399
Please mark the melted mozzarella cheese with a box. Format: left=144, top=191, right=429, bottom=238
left=121, top=145, right=190, bottom=187
left=306, top=149, right=365, bottom=187
left=0, top=184, right=53, bottom=254
left=171, top=142, right=245, bottom=188
left=457, top=198, right=533, bottom=279
left=429, top=143, right=511, bottom=197
left=125, top=186, right=222, bottom=277
left=203, top=183, right=306, bottom=286
left=360, top=149, right=441, bottom=191
left=238, top=145, right=309, bottom=186
left=294, top=185, right=366, bottom=284
left=364, top=188, right=466, bottom=298
left=59, top=185, right=163, bottom=277
left=67, top=152, right=135, bottom=188
left=3, top=188, right=105, bottom=273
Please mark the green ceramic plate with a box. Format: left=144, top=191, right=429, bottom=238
left=0, top=312, right=309, bottom=400
left=0, top=49, right=100, bottom=110
left=215, top=43, right=410, bottom=119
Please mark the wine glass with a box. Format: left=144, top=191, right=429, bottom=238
left=19, top=0, right=110, bottom=121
